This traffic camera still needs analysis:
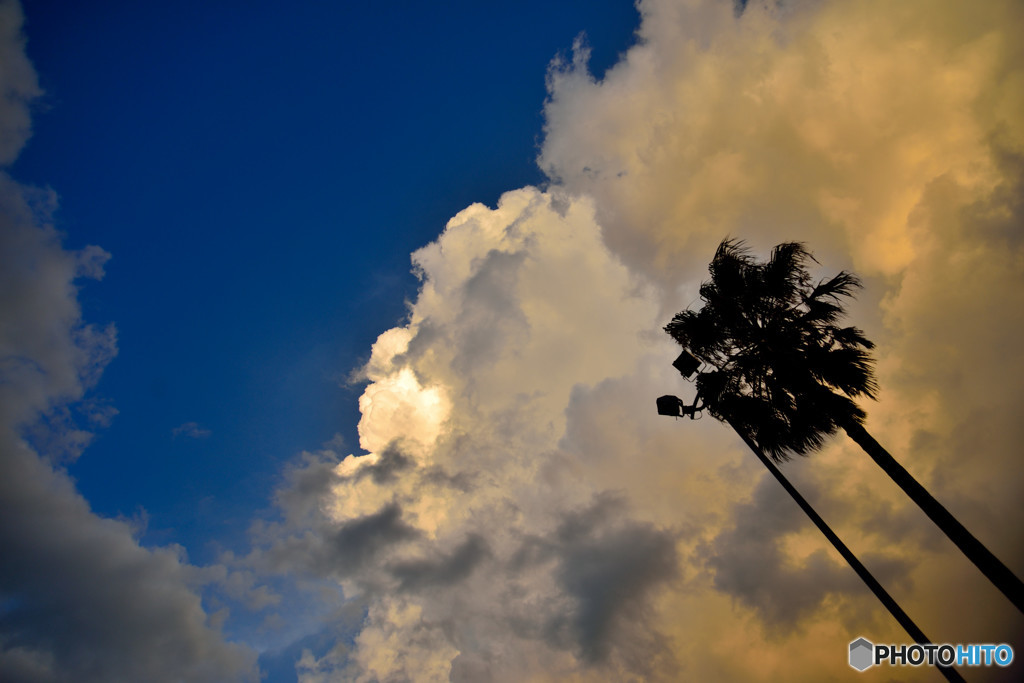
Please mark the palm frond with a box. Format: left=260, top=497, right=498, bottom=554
left=764, top=241, right=813, bottom=301
left=809, top=271, right=862, bottom=302
left=832, top=325, right=875, bottom=350
left=666, top=238, right=878, bottom=460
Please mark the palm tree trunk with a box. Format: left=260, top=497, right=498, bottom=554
left=843, top=420, right=1024, bottom=615
left=726, top=418, right=965, bottom=683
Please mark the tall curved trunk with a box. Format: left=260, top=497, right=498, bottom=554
left=726, top=418, right=965, bottom=683
left=843, top=420, right=1024, bottom=614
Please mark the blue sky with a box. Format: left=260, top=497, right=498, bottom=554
left=3, top=1, right=1023, bottom=681
left=13, top=0, right=638, bottom=561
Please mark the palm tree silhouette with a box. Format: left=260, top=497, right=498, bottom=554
left=664, top=239, right=1024, bottom=614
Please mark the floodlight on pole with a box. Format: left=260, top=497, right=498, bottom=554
left=656, top=348, right=705, bottom=419
left=672, top=350, right=701, bottom=378
left=657, top=395, right=695, bottom=418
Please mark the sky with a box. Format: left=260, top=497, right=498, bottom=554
left=1, top=0, right=1022, bottom=681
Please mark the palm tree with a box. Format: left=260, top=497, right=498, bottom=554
left=665, top=239, right=1024, bottom=614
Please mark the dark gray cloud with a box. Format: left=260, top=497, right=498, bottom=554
left=328, top=503, right=421, bottom=575
left=0, top=438, right=258, bottom=683
left=391, top=533, right=491, bottom=591
left=526, top=495, right=680, bottom=672
left=356, top=445, right=413, bottom=485
left=261, top=502, right=420, bottom=581
left=0, top=176, right=115, bottom=429
left=0, top=7, right=258, bottom=679
left=272, top=450, right=344, bottom=528
left=260, top=447, right=424, bottom=586
left=561, top=518, right=677, bottom=666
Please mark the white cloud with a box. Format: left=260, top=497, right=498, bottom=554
left=246, top=188, right=696, bottom=681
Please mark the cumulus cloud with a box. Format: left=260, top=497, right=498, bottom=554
left=241, top=188, right=690, bottom=682
left=253, top=0, right=1024, bottom=680
left=0, top=4, right=258, bottom=680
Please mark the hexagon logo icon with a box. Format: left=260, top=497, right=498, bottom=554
left=849, top=637, right=874, bottom=671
